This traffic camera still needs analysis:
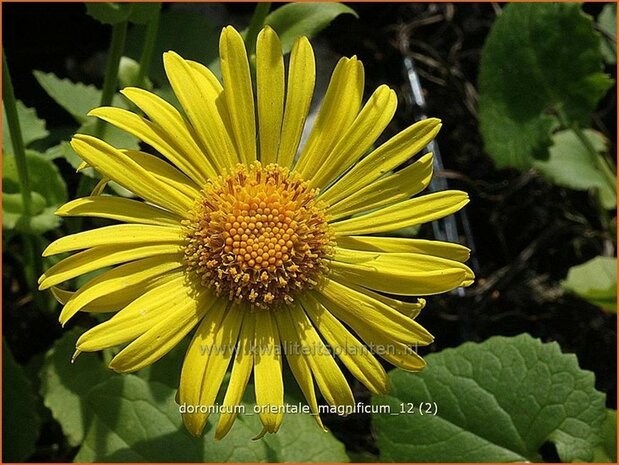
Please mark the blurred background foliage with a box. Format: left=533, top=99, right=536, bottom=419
left=2, top=2, right=616, bottom=462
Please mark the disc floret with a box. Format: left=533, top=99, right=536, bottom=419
left=183, top=163, right=332, bottom=308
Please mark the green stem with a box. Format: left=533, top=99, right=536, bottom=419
left=245, top=2, right=271, bottom=57
left=95, top=20, right=128, bottom=138
left=136, top=4, right=161, bottom=87
left=2, top=52, right=33, bottom=216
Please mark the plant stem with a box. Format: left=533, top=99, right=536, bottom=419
left=3, top=53, right=46, bottom=294
left=136, top=4, right=161, bottom=87
left=2, top=51, right=33, bottom=215
left=245, top=2, right=271, bottom=57
left=94, top=20, right=128, bottom=138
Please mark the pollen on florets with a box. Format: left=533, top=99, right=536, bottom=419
left=183, top=162, right=333, bottom=309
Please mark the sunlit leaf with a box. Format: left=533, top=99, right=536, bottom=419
left=562, top=256, right=617, bottom=313
left=264, top=3, right=357, bottom=54
left=33, top=70, right=127, bottom=123
left=373, top=334, right=606, bottom=462
left=74, top=375, right=348, bottom=462
left=593, top=410, right=617, bottom=462
left=533, top=129, right=616, bottom=209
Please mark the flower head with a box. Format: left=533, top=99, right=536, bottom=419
left=40, top=25, right=473, bottom=439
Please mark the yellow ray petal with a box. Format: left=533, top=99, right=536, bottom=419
left=277, top=37, right=315, bottom=169
left=39, top=243, right=183, bottom=290
left=109, top=285, right=213, bottom=373
left=43, top=224, right=184, bottom=256
left=185, top=60, right=223, bottom=92
left=163, top=51, right=239, bottom=171
left=335, top=235, right=470, bottom=263
left=254, top=310, right=284, bottom=434
left=55, top=196, right=182, bottom=226
left=76, top=273, right=188, bottom=351
left=220, top=26, right=256, bottom=164
left=330, top=190, right=469, bottom=236
left=121, top=149, right=202, bottom=201
left=334, top=247, right=474, bottom=285
left=273, top=308, right=325, bottom=430
left=295, top=57, right=364, bottom=176
left=311, top=85, right=397, bottom=189
left=90, top=177, right=108, bottom=196
left=256, top=26, right=285, bottom=166
left=184, top=60, right=237, bottom=157
left=301, top=294, right=388, bottom=395
left=287, top=305, right=354, bottom=407
left=313, top=279, right=434, bottom=346
left=330, top=248, right=470, bottom=296
left=327, top=153, right=433, bottom=221
left=179, top=298, right=229, bottom=436
left=88, top=106, right=211, bottom=185
left=70, top=134, right=193, bottom=216
left=58, top=255, right=183, bottom=325
left=120, top=87, right=217, bottom=181
left=330, top=276, right=426, bottom=319
left=321, top=118, right=442, bottom=205
left=49, top=273, right=177, bottom=313
left=180, top=302, right=243, bottom=437
left=354, top=323, right=426, bottom=372
left=215, top=312, right=255, bottom=440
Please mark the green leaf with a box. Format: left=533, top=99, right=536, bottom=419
left=2, top=100, right=49, bottom=153
left=86, top=2, right=160, bottom=25
left=118, top=56, right=153, bottom=89
left=479, top=101, right=556, bottom=170
left=372, top=334, right=607, bottom=462
left=86, top=2, right=132, bottom=25
left=478, top=3, right=613, bottom=170
left=3, top=150, right=66, bottom=204
left=33, top=70, right=127, bottom=123
left=2, top=150, right=67, bottom=233
left=533, top=129, right=616, bottom=209
left=562, top=256, right=617, bottom=313
left=598, top=4, right=617, bottom=65
left=593, top=410, right=617, bottom=462
left=265, top=3, right=358, bottom=54
left=261, top=411, right=349, bottom=462
left=39, top=328, right=112, bottom=446
left=75, top=373, right=347, bottom=462
left=2, top=341, right=41, bottom=462
left=3, top=192, right=47, bottom=216
left=75, top=376, right=201, bottom=461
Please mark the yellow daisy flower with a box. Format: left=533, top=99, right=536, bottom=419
left=39, top=25, right=474, bottom=440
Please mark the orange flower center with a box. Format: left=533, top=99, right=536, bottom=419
left=183, top=163, right=332, bottom=308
